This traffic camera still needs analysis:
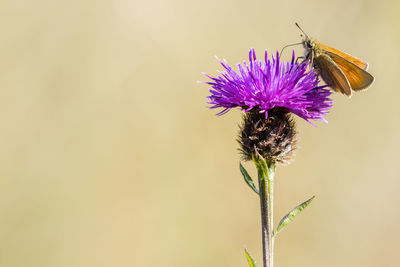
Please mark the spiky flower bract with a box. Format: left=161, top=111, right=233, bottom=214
left=204, top=48, right=332, bottom=123
left=239, top=108, right=297, bottom=164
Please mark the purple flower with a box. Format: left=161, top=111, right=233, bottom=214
left=203, top=48, right=332, bottom=123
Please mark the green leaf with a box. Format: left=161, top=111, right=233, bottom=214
left=244, top=248, right=258, bottom=267
left=240, top=162, right=259, bottom=195
left=275, top=196, right=315, bottom=235
left=252, top=153, right=269, bottom=181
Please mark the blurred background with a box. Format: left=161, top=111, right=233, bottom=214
left=0, top=0, right=399, bottom=266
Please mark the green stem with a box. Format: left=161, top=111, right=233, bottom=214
left=254, top=155, right=275, bottom=267
left=267, top=162, right=275, bottom=267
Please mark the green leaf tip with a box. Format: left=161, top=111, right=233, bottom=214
left=275, top=195, right=315, bottom=235
left=252, top=153, right=269, bottom=181
left=240, top=162, right=259, bottom=195
left=244, top=248, right=258, bottom=267
left=252, top=153, right=268, bottom=172
left=252, top=151, right=275, bottom=170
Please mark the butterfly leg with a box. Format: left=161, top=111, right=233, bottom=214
left=295, top=56, right=305, bottom=65
left=310, top=53, right=314, bottom=69
left=285, top=56, right=305, bottom=73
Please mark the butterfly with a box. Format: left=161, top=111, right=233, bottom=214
left=295, top=23, right=374, bottom=97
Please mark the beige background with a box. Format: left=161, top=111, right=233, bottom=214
left=0, top=0, right=399, bottom=266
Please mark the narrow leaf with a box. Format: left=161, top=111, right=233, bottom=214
left=275, top=196, right=315, bottom=235
left=252, top=153, right=268, bottom=181
left=240, top=162, right=259, bottom=194
left=244, top=248, right=258, bottom=267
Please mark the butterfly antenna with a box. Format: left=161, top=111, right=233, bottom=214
left=295, top=22, right=309, bottom=38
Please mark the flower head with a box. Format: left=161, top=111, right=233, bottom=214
left=204, top=48, right=332, bottom=122
left=238, top=108, right=297, bottom=164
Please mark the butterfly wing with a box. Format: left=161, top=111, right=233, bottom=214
left=314, top=40, right=369, bottom=70
left=314, top=53, right=352, bottom=96
left=326, top=51, right=374, bottom=91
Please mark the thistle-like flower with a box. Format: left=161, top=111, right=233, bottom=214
left=203, top=48, right=333, bottom=163
left=204, top=48, right=332, bottom=122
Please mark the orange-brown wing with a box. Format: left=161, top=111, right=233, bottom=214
left=327, top=51, right=374, bottom=91
left=314, top=40, right=369, bottom=70
left=314, top=53, right=352, bottom=96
